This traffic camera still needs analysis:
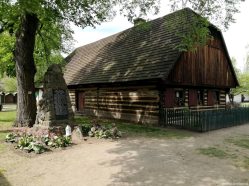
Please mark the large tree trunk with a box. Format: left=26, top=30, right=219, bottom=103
left=14, top=13, right=39, bottom=127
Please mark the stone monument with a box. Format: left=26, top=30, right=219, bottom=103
left=34, top=64, right=74, bottom=132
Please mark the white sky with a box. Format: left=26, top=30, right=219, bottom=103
left=72, top=1, right=249, bottom=71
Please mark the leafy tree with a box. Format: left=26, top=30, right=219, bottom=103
left=0, top=0, right=159, bottom=127
left=170, top=0, right=245, bottom=30
left=0, top=76, right=17, bottom=93
left=0, top=30, right=69, bottom=85
left=0, top=32, right=15, bottom=77
left=231, top=72, right=249, bottom=96
left=0, top=0, right=244, bottom=127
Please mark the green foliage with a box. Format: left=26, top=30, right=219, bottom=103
left=175, top=15, right=211, bottom=51
left=88, top=125, right=122, bottom=139
left=169, top=0, right=245, bottom=30
left=5, top=133, right=72, bottom=153
left=80, top=123, right=92, bottom=136
left=0, top=27, right=67, bottom=85
left=231, top=72, right=249, bottom=95
left=169, top=0, right=244, bottom=51
left=134, top=21, right=152, bottom=32
left=46, top=136, right=72, bottom=148
left=0, top=76, right=17, bottom=92
left=17, top=135, right=34, bottom=149
left=0, top=0, right=161, bottom=88
left=5, top=133, right=17, bottom=143
left=16, top=134, right=46, bottom=154
left=0, top=32, right=15, bottom=77
left=30, top=142, right=46, bottom=154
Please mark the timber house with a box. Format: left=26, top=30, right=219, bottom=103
left=64, top=8, right=239, bottom=125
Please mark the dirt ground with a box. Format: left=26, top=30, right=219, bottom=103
left=1, top=125, right=249, bottom=186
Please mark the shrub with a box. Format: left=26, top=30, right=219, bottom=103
left=47, top=136, right=72, bottom=148
left=5, top=133, right=17, bottom=143
left=5, top=132, right=72, bottom=154
left=87, top=124, right=122, bottom=139
left=81, top=123, right=92, bottom=136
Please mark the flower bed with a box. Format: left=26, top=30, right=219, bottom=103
left=80, top=120, right=122, bottom=139
left=5, top=127, right=72, bottom=154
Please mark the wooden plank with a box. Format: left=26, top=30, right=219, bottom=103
left=168, top=38, right=237, bottom=87
left=84, top=106, right=159, bottom=116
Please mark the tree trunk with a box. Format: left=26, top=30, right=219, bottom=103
left=14, top=13, right=39, bottom=127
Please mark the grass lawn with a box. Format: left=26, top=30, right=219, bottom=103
left=197, top=147, right=232, bottom=159
left=198, top=136, right=249, bottom=170
left=226, top=136, right=249, bottom=149
left=75, top=116, right=192, bottom=139
left=0, top=111, right=16, bottom=152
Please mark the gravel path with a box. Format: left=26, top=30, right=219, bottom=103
left=1, top=125, right=249, bottom=186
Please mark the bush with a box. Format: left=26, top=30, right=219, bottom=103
left=5, top=132, right=72, bottom=154
left=46, top=135, right=72, bottom=148
left=87, top=124, right=122, bottom=139
left=5, top=133, right=17, bottom=143
left=80, top=123, right=91, bottom=136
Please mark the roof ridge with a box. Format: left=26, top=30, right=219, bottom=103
left=72, top=7, right=197, bottom=52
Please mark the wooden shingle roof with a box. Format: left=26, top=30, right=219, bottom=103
left=64, top=8, right=214, bottom=86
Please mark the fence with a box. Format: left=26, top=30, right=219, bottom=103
left=159, top=107, right=249, bottom=132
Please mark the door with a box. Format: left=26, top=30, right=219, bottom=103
left=77, top=92, right=85, bottom=112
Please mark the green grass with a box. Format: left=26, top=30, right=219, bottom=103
left=75, top=116, right=192, bottom=139
left=198, top=147, right=230, bottom=159
left=0, top=111, right=16, bottom=124
left=240, top=102, right=249, bottom=107
left=0, top=111, right=16, bottom=152
left=243, top=157, right=249, bottom=170
left=226, top=137, right=249, bottom=149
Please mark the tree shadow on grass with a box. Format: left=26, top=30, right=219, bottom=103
left=0, top=172, right=11, bottom=186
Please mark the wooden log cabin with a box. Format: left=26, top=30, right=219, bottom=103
left=64, top=8, right=239, bottom=125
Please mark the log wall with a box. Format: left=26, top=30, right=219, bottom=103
left=75, top=86, right=159, bottom=125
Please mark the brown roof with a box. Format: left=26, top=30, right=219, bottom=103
left=64, top=8, right=234, bottom=86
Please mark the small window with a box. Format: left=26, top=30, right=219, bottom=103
left=175, top=90, right=185, bottom=106
left=214, top=91, right=220, bottom=104
left=197, top=90, right=204, bottom=105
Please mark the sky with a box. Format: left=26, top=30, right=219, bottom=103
left=72, top=1, right=249, bottom=71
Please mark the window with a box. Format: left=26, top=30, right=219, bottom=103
left=175, top=90, right=185, bottom=106
left=214, top=91, right=220, bottom=104
left=197, top=90, right=204, bottom=105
